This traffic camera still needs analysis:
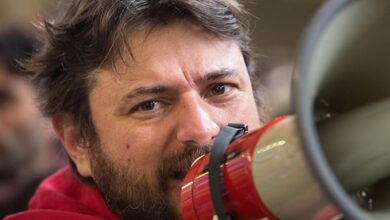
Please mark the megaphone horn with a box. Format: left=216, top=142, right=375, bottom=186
left=296, top=0, right=390, bottom=219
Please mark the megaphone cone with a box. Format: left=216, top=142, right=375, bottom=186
left=295, top=0, right=390, bottom=219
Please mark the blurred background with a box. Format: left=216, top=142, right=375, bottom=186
left=244, top=0, right=325, bottom=119
left=0, top=0, right=66, bottom=218
left=0, top=0, right=325, bottom=217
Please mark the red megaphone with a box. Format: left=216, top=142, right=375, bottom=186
left=180, top=116, right=339, bottom=220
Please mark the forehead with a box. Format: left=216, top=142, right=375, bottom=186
left=94, top=21, right=245, bottom=87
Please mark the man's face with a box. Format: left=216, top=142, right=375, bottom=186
left=0, top=65, right=44, bottom=175
left=87, top=21, right=261, bottom=219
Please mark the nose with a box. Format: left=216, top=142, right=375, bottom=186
left=175, top=94, right=219, bottom=146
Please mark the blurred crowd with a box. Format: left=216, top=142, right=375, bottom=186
left=0, top=26, right=67, bottom=218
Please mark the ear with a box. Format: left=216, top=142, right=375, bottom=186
left=51, top=113, right=92, bottom=178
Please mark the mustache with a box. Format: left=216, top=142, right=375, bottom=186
left=159, top=143, right=211, bottom=191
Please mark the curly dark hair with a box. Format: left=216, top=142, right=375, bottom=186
left=27, top=0, right=262, bottom=154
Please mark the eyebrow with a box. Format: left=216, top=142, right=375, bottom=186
left=122, top=68, right=239, bottom=100
left=195, top=68, right=239, bottom=85
left=124, top=85, right=171, bottom=100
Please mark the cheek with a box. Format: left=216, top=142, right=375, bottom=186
left=97, top=123, right=167, bottom=168
left=243, top=99, right=261, bottom=129
left=1, top=108, right=32, bottom=134
left=219, top=97, right=260, bottom=130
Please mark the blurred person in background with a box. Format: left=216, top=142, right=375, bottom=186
left=0, top=27, right=66, bottom=218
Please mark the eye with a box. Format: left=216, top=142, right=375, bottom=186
left=134, top=100, right=160, bottom=112
left=211, top=84, right=226, bottom=95
left=206, top=84, right=234, bottom=97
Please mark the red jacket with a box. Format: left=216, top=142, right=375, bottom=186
left=5, top=166, right=119, bottom=220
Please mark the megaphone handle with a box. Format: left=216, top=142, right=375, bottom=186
left=209, top=124, right=247, bottom=220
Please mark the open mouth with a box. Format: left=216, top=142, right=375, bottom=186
left=171, top=170, right=187, bottom=181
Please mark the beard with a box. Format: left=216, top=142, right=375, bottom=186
left=89, top=142, right=210, bottom=220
